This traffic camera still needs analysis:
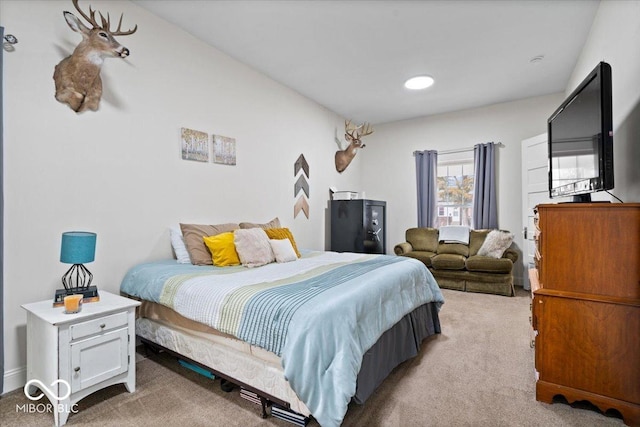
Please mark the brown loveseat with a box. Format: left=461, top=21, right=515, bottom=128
left=394, top=228, right=518, bottom=296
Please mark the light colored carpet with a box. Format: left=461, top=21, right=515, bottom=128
left=1, top=288, right=625, bottom=426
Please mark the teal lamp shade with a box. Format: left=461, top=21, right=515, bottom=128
left=60, top=232, right=96, bottom=264
left=59, top=231, right=97, bottom=292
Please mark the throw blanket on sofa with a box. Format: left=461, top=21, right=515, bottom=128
left=438, top=225, right=470, bottom=244
left=121, top=251, right=444, bottom=427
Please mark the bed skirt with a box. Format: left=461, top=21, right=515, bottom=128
left=136, top=301, right=441, bottom=417
left=355, top=301, right=441, bottom=403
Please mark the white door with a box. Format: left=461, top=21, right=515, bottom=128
left=521, top=134, right=551, bottom=290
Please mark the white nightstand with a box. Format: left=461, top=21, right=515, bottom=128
left=21, top=291, right=140, bottom=427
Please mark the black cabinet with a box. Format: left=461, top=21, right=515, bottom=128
left=330, top=199, right=386, bottom=254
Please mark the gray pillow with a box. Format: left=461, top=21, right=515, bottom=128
left=477, top=230, right=514, bottom=258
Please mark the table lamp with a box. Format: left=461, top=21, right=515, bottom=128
left=54, top=231, right=100, bottom=305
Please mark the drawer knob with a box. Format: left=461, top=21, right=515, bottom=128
left=100, top=324, right=106, bottom=329
left=74, top=367, right=80, bottom=372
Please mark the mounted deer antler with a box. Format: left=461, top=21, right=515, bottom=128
left=53, top=0, right=138, bottom=113
left=335, top=120, right=374, bottom=173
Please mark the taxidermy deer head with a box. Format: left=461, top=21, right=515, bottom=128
left=335, top=120, right=374, bottom=173
left=53, top=0, right=137, bottom=113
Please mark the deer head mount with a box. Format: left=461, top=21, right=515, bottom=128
left=335, top=120, right=374, bottom=173
left=53, top=0, right=137, bottom=113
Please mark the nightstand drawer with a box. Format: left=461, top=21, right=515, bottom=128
left=70, top=311, right=128, bottom=340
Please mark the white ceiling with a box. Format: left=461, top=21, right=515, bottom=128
left=132, top=0, right=600, bottom=125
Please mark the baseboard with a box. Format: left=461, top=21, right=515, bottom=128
left=2, top=366, right=26, bottom=395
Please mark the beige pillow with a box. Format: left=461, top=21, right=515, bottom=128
left=234, top=228, right=275, bottom=268
left=239, top=217, right=281, bottom=230
left=477, top=230, right=514, bottom=259
left=180, top=223, right=239, bottom=265
left=269, top=239, right=298, bottom=263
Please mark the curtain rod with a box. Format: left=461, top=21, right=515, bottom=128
left=413, top=141, right=504, bottom=156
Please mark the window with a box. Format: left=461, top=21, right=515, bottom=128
left=436, top=155, right=474, bottom=227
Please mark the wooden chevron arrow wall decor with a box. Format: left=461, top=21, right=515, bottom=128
left=294, top=154, right=310, bottom=178
left=294, top=174, right=310, bottom=198
left=294, top=154, right=310, bottom=219
left=294, top=195, right=310, bottom=219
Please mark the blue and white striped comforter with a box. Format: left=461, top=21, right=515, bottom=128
left=121, top=251, right=444, bottom=427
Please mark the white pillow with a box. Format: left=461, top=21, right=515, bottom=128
left=234, top=228, right=275, bottom=268
left=269, top=239, right=298, bottom=263
left=170, top=226, right=191, bottom=264
left=477, top=230, right=514, bottom=259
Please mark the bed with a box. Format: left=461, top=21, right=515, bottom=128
left=120, top=250, right=444, bottom=427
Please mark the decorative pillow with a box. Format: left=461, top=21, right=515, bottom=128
left=234, top=228, right=275, bottom=268
left=264, top=227, right=301, bottom=257
left=269, top=239, right=298, bottom=263
left=469, top=229, right=491, bottom=256
left=180, top=223, right=240, bottom=265
left=239, top=217, right=281, bottom=230
left=170, top=226, right=191, bottom=264
left=477, top=230, right=514, bottom=259
left=203, top=232, right=240, bottom=267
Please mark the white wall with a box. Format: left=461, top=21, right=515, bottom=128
left=1, top=0, right=360, bottom=392
left=360, top=93, right=565, bottom=280
left=566, top=0, right=640, bottom=202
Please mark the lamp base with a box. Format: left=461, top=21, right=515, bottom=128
left=53, top=286, right=100, bottom=307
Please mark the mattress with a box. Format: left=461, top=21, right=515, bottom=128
left=136, top=316, right=311, bottom=415
left=138, top=300, right=280, bottom=365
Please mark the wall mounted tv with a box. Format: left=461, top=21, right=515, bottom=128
left=548, top=61, right=613, bottom=202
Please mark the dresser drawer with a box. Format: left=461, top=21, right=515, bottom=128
left=70, top=311, right=128, bottom=340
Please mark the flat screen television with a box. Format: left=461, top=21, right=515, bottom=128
left=548, top=61, right=613, bottom=202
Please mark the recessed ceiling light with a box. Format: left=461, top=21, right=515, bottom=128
left=404, top=75, right=434, bottom=90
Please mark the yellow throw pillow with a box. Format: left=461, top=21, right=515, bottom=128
left=265, top=228, right=301, bottom=258
left=203, top=232, right=240, bottom=266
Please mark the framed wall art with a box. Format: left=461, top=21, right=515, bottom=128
left=181, top=127, right=209, bottom=163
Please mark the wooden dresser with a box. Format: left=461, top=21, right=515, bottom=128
left=532, top=203, right=640, bottom=426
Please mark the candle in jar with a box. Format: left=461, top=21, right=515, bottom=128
left=64, top=294, right=83, bottom=314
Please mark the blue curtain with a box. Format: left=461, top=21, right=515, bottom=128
left=472, top=142, right=498, bottom=229
left=1, top=26, right=4, bottom=394
left=415, top=150, right=438, bottom=228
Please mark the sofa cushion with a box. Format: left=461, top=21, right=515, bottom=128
left=431, top=254, right=466, bottom=270
left=466, top=255, right=513, bottom=274
left=406, top=228, right=438, bottom=252
left=436, top=242, right=469, bottom=257
left=469, top=229, right=491, bottom=256
left=402, top=251, right=435, bottom=267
